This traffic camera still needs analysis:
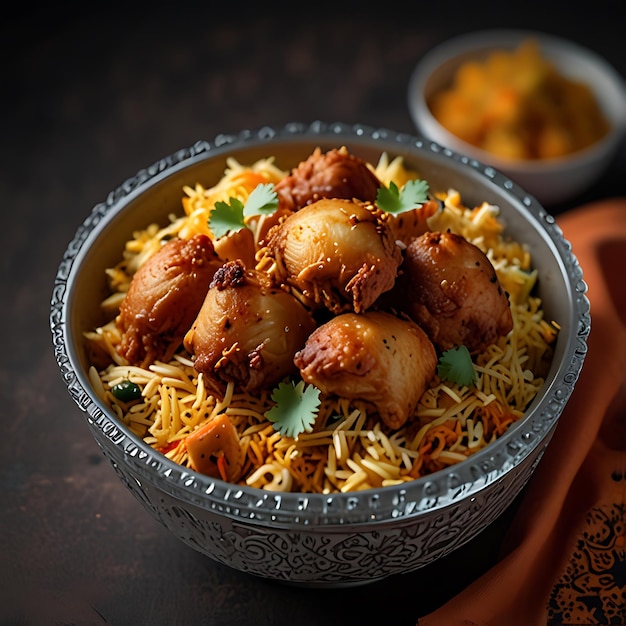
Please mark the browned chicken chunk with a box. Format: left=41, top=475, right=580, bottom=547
left=264, top=198, right=402, bottom=314
left=401, top=231, right=513, bottom=353
left=294, top=311, right=437, bottom=430
left=117, top=234, right=221, bottom=367
left=184, top=260, right=317, bottom=392
left=212, top=226, right=257, bottom=269
left=185, top=414, right=243, bottom=482
left=385, top=199, right=440, bottom=246
left=274, top=146, right=382, bottom=212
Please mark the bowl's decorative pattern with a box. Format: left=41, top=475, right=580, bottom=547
left=50, top=121, right=590, bottom=586
left=90, top=415, right=548, bottom=585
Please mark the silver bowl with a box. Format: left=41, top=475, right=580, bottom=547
left=50, top=121, right=590, bottom=587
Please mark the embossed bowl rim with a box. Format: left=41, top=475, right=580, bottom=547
left=50, top=121, right=590, bottom=527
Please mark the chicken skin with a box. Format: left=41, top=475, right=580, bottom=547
left=117, top=234, right=221, bottom=367
left=274, top=146, right=382, bottom=212
left=294, top=311, right=437, bottom=429
left=184, top=260, right=317, bottom=392
left=400, top=231, right=513, bottom=353
left=264, top=197, right=402, bottom=314
left=385, top=199, right=440, bottom=246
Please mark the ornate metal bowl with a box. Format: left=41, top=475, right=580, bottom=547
left=50, top=121, right=590, bottom=587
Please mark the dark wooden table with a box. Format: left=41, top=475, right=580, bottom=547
left=2, top=3, right=624, bottom=624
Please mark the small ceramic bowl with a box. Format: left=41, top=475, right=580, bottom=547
left=50, top=121, right=590, bottom=587
left=408, top=29, right=626, bottom=206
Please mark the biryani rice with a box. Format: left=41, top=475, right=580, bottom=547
left=84, top=152, right=557, bottom=494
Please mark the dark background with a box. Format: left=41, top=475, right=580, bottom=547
left=2, top=2, right=624, bottom=625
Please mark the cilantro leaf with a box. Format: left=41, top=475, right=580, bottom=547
left=265, top=380, right=321, bottom=439
left=208, top=183, right=279, bottom=239
left=437, top=345, right=476, bottom=387
left=210, top=198, right=246, bottom=239
left=376, top=179, right=430, bottom=215
left=243, top=183, right=279, bottom=218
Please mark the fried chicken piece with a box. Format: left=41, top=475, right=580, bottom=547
left=294, top=311, right=437, bottom=429
left=385, top=199, right=441, bottom=246
left=274, top=146, right=382, bottom=212
left=401, top=231, right=513, bottom=353
left=212, top=226, right=257, bottom=269
left=117, top=234, right=221, bottom=367
left=184, top=260, right=317, bottom=392
left=264, top=198, right=402, bottom=314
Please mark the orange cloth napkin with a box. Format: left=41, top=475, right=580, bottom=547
left=418, top=198, right=626, bottom=626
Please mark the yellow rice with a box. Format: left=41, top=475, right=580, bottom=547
left=84, top=153, right=558, bottom=494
